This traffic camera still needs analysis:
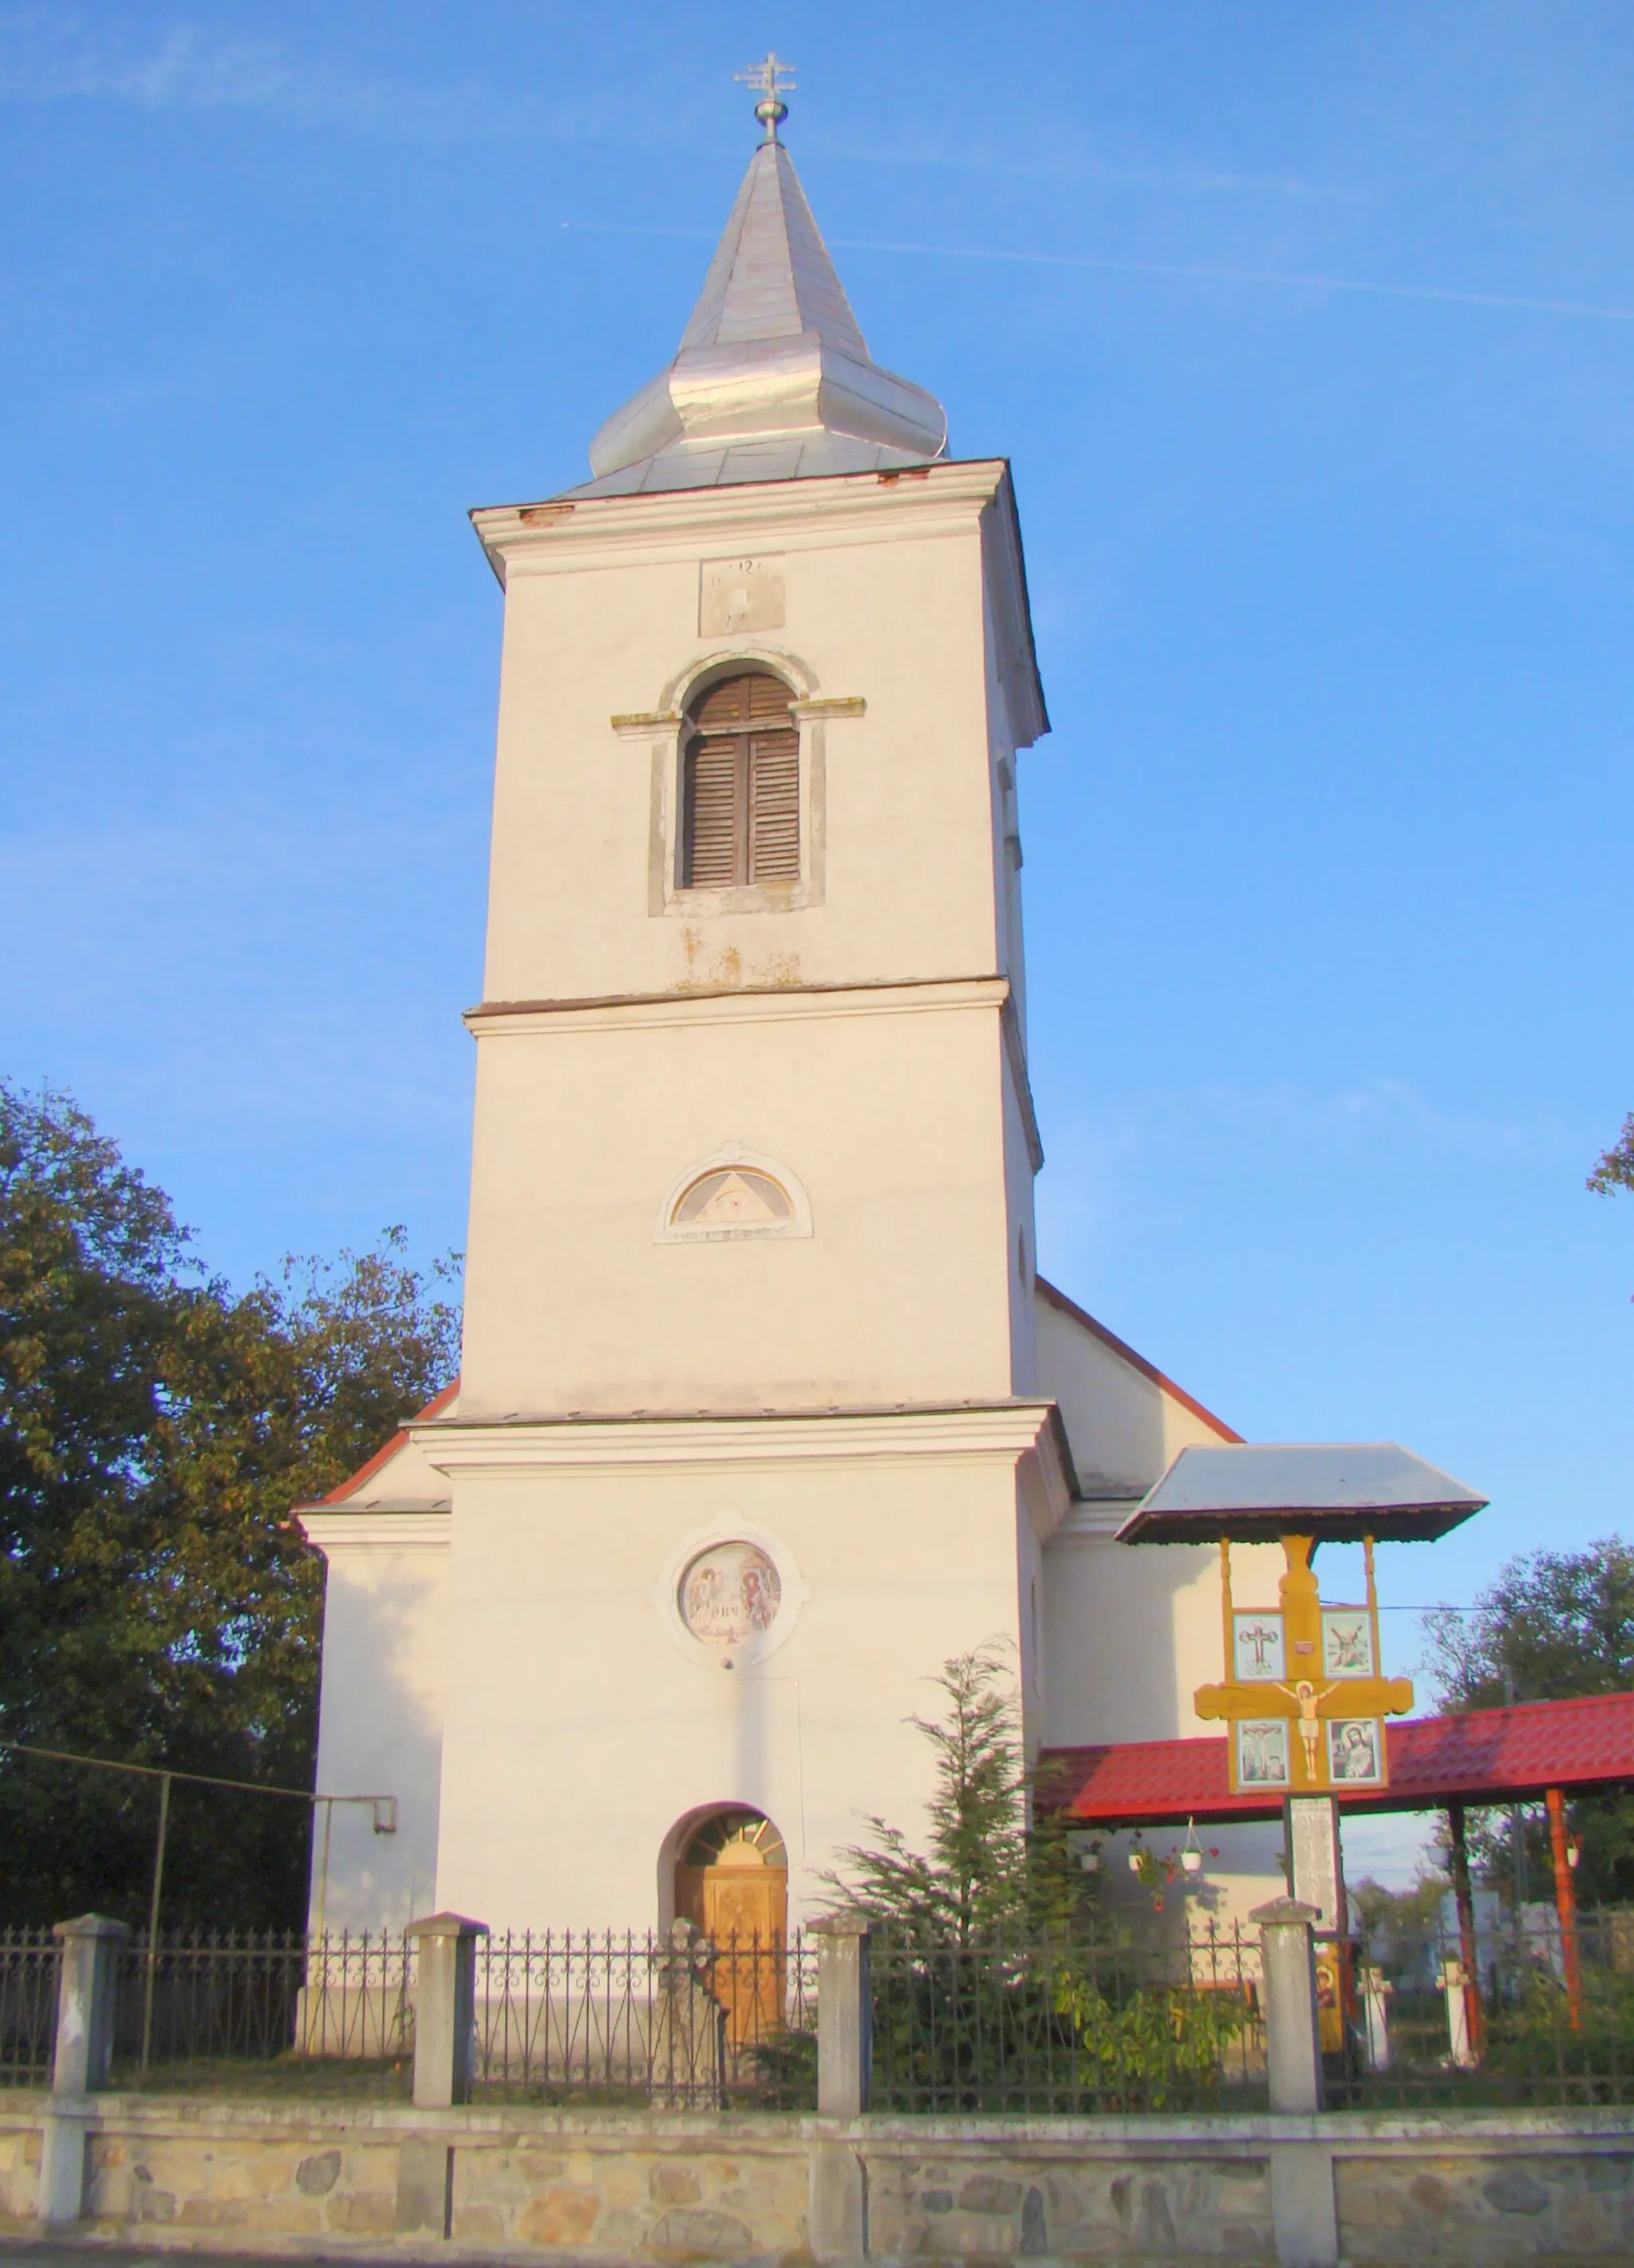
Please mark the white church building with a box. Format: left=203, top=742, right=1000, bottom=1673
left=297, top=80, right=1301, bottom=1940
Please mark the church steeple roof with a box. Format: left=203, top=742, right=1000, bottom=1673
left=675, top=139, right=870, bottom=369
left=573, top=63, right=946, bottom=497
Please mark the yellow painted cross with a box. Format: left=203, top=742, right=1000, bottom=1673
left=1195, top=1535, right=1414, bottom=1794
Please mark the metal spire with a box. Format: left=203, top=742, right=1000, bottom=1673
left=734, top=52, right=795, bottom=144
left=570, top=60, right=946, bottom=496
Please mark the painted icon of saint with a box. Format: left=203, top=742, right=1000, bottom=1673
left=1332, top=1720, right=1379, bottom=1781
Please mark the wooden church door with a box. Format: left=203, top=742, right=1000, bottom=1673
left=673, top=1811, right=787, bottom=2045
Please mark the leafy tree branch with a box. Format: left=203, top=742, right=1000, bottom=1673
left=0, top=1081, right=459, bottom=1927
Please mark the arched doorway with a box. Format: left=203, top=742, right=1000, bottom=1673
left=673, top=1808, right=787, bottom=2045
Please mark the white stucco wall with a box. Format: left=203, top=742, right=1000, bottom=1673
left=422, top=1419, right=1058, bottom=1931
left=460, top=988, right=1034, bottom=1417
left=301, top=1513, right=449, bottom=1931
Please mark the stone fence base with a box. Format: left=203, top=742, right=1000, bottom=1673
left=0, top=2096, right=1631, bottom=2266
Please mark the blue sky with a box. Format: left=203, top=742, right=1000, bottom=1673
left=2, top=6, right=1630, bottom=1872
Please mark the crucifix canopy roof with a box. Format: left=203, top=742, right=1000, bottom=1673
left=1115, top=1442, right=1487, bottom=1545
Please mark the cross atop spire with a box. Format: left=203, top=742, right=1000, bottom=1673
left=734, top=52, right=795, bottom=144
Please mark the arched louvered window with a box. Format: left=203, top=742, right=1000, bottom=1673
left=681, top=671, right=799, bottom=888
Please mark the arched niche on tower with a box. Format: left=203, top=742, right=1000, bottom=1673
left=655, top=1143, right=813, bottom=1244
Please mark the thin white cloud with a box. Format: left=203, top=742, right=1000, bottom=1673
left=815, top=126, right=1370, bottom=207
left=560, top=219, right=1634, bottom=326
left=0, top=12, right=294, bottom=108
left=0, top=10, right=593, bottom=136
left=828, top=234, right=1634, bottom=326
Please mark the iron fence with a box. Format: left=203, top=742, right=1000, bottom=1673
left=474, top=1928, right=816, bottom=2106
left=868, top=1921, right=1265, bottom=2113
left=0, top=1930, right=57, bottom=2089
left=1332, top=1905, right=1634, bottom=2109
left=48, top=1905, right=1634, bottom=2114
left=90, top=1926, right=814, bottom=2105
left=111, top=1930, right=412, bottom=2097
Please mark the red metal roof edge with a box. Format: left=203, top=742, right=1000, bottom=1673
left=1035, top=1277, right=1243, bottom=1446
left=321, top=1376, right=462, bottom=1504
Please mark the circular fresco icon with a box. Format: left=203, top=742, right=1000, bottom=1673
left=678, top=1540, right=782, bottom=1648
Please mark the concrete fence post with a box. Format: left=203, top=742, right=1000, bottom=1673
left=50, top=1914, right=128, bottom=2098
left=41, top=1913, right=128, bottom=2224
left=813, top=1915, right=872, bottom=2116
left=810, top=1915, right=871, bottom=2265
left=1251, top=1895, right=1324, bottom=2113
left=406, top=1911, right=487, bottom=2111
left=1250, top=1896, right=1337, bottom=2268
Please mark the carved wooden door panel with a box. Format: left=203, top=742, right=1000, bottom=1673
left=702, top=1867, right=786, bottom=2045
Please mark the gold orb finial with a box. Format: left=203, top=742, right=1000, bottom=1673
left=734, top=51, right=795, bottom=144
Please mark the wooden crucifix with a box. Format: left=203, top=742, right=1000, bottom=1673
left=1195, top=1534, right=1414, bottom=1795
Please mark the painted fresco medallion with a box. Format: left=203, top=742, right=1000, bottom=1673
left=678, top=1541, right=783, bottom=1649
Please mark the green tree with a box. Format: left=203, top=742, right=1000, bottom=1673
left=0, top=1082, right=459, bottom=1929
left=1588, top=1115, right=1634, bottom=1200
left=821, top=1649, right=1246, bottom=2111
left=1424, top=1540, right=1634, bottom=1903
left=823, top=1645, right=1081, bottom=1941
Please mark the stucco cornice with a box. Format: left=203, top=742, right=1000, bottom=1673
left=464, top=972, right=1011, bottom=1039
left=411, top=1400, right=1074, bottom=1521
left=1051, top=1499, right=1143, bottom=1542
left=297, top=1509, right=452, bottom=1556
left=463, top=974, right=1042, bottom=1175
left=470, top=459, right=1009, bottom=585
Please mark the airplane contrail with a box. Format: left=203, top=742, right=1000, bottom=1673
left=558, top=219, right=1634, bottom=324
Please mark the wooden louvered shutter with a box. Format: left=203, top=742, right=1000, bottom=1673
left=682, top=671, right=799, bottom=887
left=748, top=730, right=799, bottom=881
left=684, top=739, right=741, bottom=886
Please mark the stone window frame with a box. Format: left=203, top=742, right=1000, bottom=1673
left=610, top=646, right=865, bottom=921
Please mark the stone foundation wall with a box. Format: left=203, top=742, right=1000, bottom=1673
left=0, top=2096, right=1629, bottom=2264
left=1336, top=2147, right=1634, bottom=2262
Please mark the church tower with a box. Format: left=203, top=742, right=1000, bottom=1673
left=299, top=67, right=1261, bottom=1936
left=430, top=68, right=1068, bottom=1927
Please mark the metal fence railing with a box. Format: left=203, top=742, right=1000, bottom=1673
left=28, top=1904, right=1634, bottom=2114
left=474, top=1929, right=816, bottom=2107
left=869, top=1922, right=1265, bottom=2114
left=1332, top=1906, right=1634, bottom=2109
left=92, top=1927, right=815, bottom=2105
left=112, top=1931, right=413, bottom=2097
left=0, top=1930, right=58, bottom=2089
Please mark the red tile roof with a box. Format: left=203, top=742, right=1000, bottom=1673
left=1040, top=1690, right=1634, bottom=1825
left=321, top=1376, right=461, bottom=1503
